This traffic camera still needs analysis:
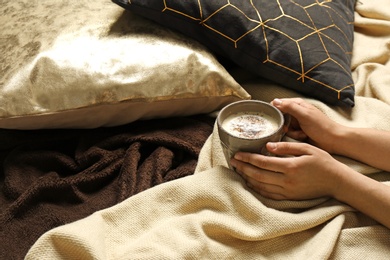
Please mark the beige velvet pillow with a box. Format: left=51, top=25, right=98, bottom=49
left=0, top=1, right=250, bottom=129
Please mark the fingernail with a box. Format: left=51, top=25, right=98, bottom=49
left=273, top=98, right=283, bottom=106
left=234, top=153, right=242, bottom=160
left=268, top=142, right=277, bottom=150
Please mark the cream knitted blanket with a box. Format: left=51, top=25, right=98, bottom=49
left=26, top=1, right=390, bottom=259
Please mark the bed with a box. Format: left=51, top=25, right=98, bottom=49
left=1, top=0, right=389, bottom=259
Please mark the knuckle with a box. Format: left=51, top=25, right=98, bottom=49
left=282, top=142, right=293, bottom=151
left=252, top=155, right=269, bottom=169
left=285, top=160, right=299, bottom=174
left=278, top=142, right=295, bottom=154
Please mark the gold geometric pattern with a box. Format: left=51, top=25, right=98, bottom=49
left=118, top=0, right=356, bottom=106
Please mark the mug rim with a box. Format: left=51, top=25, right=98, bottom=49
left=217, top=100, right=285, bottom=140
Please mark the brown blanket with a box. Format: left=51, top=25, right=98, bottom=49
left=0, top=115, right=214, bottom=259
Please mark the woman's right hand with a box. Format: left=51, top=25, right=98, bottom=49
left=271, top=98, right=344, bottom=154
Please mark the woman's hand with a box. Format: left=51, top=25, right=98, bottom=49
left=230, top=142, right=350, bottom=201
left=271, top=98, right=344, bottom=154
left=231, top=141, right=390, bottom=229
left=272, top=98, right=390, bottom=171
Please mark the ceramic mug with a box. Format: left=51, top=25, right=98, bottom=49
left=217, top=100, right=289, bottom=168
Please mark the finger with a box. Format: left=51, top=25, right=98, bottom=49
left=233, top=152, right=288, bottom=173
left=271, top=97, right=305, bottom=108
left=288, top=117, right=301, bottom=131
left=266, top=142, right=314, bottom=157
left=285, top=117, right=307, bottom=140
left=286, top=130, right=308, bottom=140
left=231, top=157, right=272, bottom=178
left=257, top=190, right=287, bottom=200
left=233, top=162, right=250, bottom=183
left=272, top=98, right=313, bottom=121
left=245, top=178, right=286, bottom=200
left=238, top=162, right=285, bottom=185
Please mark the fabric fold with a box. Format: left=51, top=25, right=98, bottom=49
left=24, top=167, right=390, bottom=260
left=0, top=115, right=214, bottom=260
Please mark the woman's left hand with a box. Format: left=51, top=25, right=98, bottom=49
left=230, top=142, right=350, bottom=200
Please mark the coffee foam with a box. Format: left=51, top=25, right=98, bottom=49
left=222, top=112, right=279, bottom=139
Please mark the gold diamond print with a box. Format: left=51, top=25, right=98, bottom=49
left=158, top=0, right=355, bottom=99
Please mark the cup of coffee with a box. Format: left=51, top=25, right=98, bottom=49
left=217, top=100, right=288, bottom=168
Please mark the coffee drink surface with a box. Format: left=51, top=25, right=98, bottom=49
left=222, top=112, right=278, bottom=139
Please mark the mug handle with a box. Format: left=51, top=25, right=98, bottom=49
left=283, top=113, right=291, bottom=136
